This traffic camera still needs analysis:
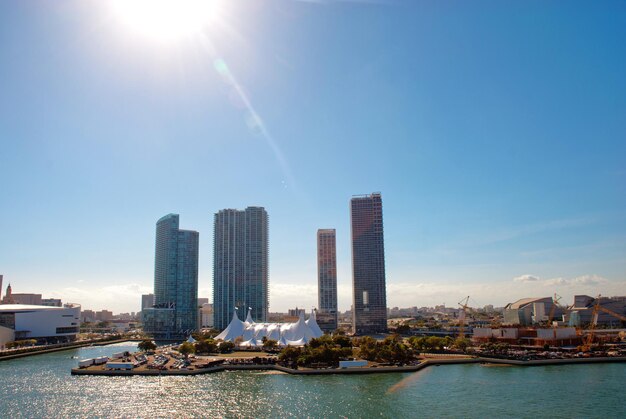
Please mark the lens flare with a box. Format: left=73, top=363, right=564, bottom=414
left=112, top=0, right=220, bottom=43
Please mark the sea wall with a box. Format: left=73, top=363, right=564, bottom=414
left=70, top=356, right=626, bottom=377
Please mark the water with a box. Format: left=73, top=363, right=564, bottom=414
left=1, top=342, right=625, bottom=418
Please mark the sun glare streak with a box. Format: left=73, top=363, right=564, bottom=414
left=386, top=368, right=430, bottom=394
left=202, top=36, right=297, bottom=190
left=110, top=0, right=296, bottom=189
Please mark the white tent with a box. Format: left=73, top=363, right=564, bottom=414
left=215, top=309, right=323, bottom=347
left=215, top=310, right=245, bottom=341
left=239, top=337, right=259, bottom=347
left=244, top=308, right=255, bottom=326
left=186, top=336, right=197, bottom=344
left=305, top=309, right=324, bottom=337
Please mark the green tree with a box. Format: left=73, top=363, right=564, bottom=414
left=195, top=338, right=218, bottom=354
left=395, top=324, right=411, bottom=335
left=178, top=342, right=195, bottom=359
left=219, top=341, right=235, bottom=353
left=278, top=346, right=302, bottom=364
left=453, top=337, right=471, bottom=352
left=332, top=335, right=353, bottom=348
left=356, top=336, right=379, bottom=361
left=138, top=339, right=157, bottom=352
left=263, top=339, right=278, bottom=352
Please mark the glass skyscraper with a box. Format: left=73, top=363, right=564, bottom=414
left=317, top=229, right=338, bottom=331
left=213, top=207, right=268, bottom=330
left=143, top=214, right=199, bottom=339
left=350, top=193, right=387, bottom=334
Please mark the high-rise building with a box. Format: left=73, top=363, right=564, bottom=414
left=317, top=229, right=338, bottom=332
left=141, top=294, right=155, bottom=311
left=143, top=214, right=199, bottom=339
left=350, top=192, right=387, bottom=334
left=200, top=303, right=214, bottom=328
left=213, top=207, right=268, bottom=330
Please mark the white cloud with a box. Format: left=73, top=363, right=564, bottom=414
left=51, top=283, right=152, bottom=313
left=544, top=277, right=569, bottom=286
left=513, top=274, right=540, bottom=282
left=572, top=274, right=608, bottom=286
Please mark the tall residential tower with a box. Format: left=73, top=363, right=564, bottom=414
left=317, top=229, right=338, bottom=332
left=350, top=193, right=387, bottom=334
left=143, top=214, right=199, bottom=339
left=213, top=207, right=268, bottom=330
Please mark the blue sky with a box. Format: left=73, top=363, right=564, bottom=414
left=1, top=0, right=624, bottom=313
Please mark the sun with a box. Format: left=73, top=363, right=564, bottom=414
left=111, top=0, right=221, bottom=43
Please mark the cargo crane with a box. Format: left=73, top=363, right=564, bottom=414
left=581, top=295, right=626, bottom=351
left=458, top=296, right=471, bottom=340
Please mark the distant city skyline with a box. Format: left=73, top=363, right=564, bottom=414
left=1, top=1, right=625, bottom=314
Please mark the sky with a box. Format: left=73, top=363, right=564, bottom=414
left=0, top=0, right=625, bottom=314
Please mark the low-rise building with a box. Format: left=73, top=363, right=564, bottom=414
left=472, top=326, right=580, bottom=347
left=0, top=304, right=81, bottom=348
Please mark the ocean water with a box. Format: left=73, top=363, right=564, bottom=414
left=0, top=342, right=624, bottom=418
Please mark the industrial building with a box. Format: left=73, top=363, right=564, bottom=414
left=0, top=304, right=81, bottom=348
left=503, top=297, right=564, bottom=326
left=568, top=295, right=626, bottom=327
left=473, top=327, right=581, bottom=347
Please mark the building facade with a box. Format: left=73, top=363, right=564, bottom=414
left=317, top=229, right=338, bottom=332
left=41, top=299, right=62, bottom=307
left=213, top=207, right=268, bottom=330
left=141, top=294, right=155, bottom=312
left=503, top=297, right=564, bottom=326
left=143, top=214, right=199, bottom=339
left=0, top=304, right=81, bottom=348
left=350, top=193, right=387, bottom=334
left=569, top=295, right=626, bottom=327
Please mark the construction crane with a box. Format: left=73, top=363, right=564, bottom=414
left=581, top=295, right=626, bottom=351
left=458, top=296, right=470, bottom=340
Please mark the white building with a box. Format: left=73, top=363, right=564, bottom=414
left=0, top=304, right=81, bottom=348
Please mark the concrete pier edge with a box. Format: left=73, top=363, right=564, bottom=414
left=70, top=356, right=626, bottom=377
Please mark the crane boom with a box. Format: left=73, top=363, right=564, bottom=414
left=582, top=295, right=626, bottom=351
left=458, top=296, right=470, bottom=339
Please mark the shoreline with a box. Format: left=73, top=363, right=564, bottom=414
left=0, top=339, right=139, bottom=362
left=70, top=356, right=626, bottom=377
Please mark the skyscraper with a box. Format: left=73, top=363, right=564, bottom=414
left=143, top=214, right=199, bottom=339
left=350, top=192, right=387, bottom=334
left=213, top=207, right=268, bottom=330
left=141, top=293, right=155, bottom=312
left=317, top=229, right=338, bottom=332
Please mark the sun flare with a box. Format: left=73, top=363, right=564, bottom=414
left=112, top=0, right=220, bottom=42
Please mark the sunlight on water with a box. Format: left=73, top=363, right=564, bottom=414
left=1, top=343, right=625, bottom=418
